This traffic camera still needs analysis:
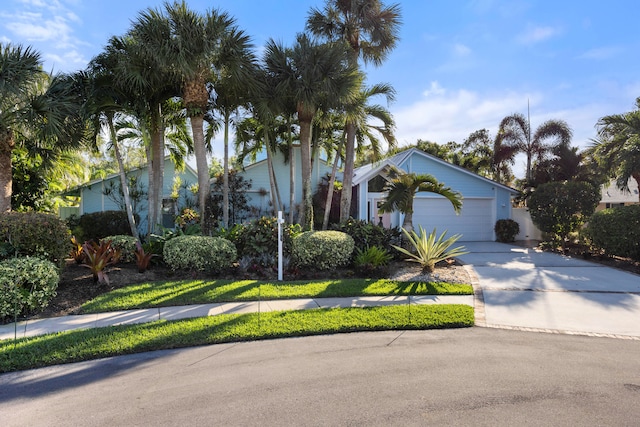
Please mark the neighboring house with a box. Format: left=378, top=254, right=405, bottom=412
left=235, top=145, right=338, bottom=219
left=63, top=158, right=198, bottom=234
left=352, top=148, right=518, bottom=241
left=597, top=178, right=640, bottom=211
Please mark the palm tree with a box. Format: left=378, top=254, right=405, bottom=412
left=0, top=43, right=88, bottom=212
left=264, top=33, right=360, bottom=230
left=495, top=112, right=572, bottom=183
left=591, top=98, right=640, bottom=202
left=307, top=0, right=402, bottom=222
left=378, top=169, right=462, bottom=232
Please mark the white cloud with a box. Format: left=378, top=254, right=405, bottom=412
left=577, top=46, right=623, bottom=60
left=517, top=25, right=561, bottom=44
left=453, top=43, right=471, bottom=57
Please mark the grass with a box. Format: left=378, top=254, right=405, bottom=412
left=0, top=304, right=474, bottom=373
left=81, top=278, right=473, bottom=313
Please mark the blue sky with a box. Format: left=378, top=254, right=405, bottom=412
left=2, top=0, right=639, bottom=178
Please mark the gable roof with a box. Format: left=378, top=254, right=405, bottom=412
left=353, top=148, right=518, bottom=194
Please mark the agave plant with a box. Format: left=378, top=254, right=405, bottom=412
left=393, top=226, right=469, bottom=272
left=81, top=240, right=121, bottom=284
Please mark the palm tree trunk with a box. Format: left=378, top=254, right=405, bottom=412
left=322, top=140, right=343, bottom=230
left=222, top=110, right=231, bottom=228
left=265, top=132, right=283, bottom=213
left=340, top=121, right=357, bottom=222
left=107, top=118, right=139, bottom=239
left=633, top=172, right=640, bottom=203
left=190, top=114, right=209, bottom=233
left=402, top=211, right=414, bottom=233
left=299, top=119, right=313, bottom=231
left=288, top=120, right=296, bottom=223
left=0, top=128, right=15, bottom=213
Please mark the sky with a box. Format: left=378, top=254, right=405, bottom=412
left=1, top=0, right=639, bottom=178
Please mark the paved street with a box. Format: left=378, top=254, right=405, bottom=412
left=2, top=328, right=640, bottom=426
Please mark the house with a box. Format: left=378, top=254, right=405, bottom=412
left=63, top=158, right=198, bottom=234
left=352, top=148, right=518, bottom=241
left=597, top=178, right=639, bottom=211
left=235, top=146, right=338, bottom=219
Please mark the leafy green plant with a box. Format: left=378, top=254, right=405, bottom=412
left=0, top=257, right=59, bottom=320
left=353, top=246, right=394, bottom=277
left=70, top=236, right=85, bottom=263
left=494, top=219, right=520, bottom=243
left=332, top=219, right=402, bottom=259
left=291, top=231, right=354, bottom=270
left=585, top=205, right=640, bottom=260
left=134, top=241, right=157, bottom=273
left=393, top=226, right=469, bottom=272
left=163, top=235, right=237, bottom=272
left=230, top=217, right=303, bottom=265
left=0, top=212, right=70, bottom=266
left=81, top=240, right=121, bottom=284
left=103, top=235, right=137, bottom=263
left=75, top=210, right=135, bottom=243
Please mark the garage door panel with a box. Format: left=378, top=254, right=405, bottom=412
left=412, top=198, right=493, bottom=241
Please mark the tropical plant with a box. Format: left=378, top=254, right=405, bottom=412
left=307, top=0, right=402, bottom=222
left=494, top=219, right=520, bottom=243
left=494, top=112, right=572, bottom=183
left=353, top=245, right=393, bottom=277
left=378, top=169, right=463, bottom=232
left=393, top=226, right=468, bottom=273
left=102, top=235, right=138, bottom=263
left=70, top=236, right=85, bottom=263
left=331, top=218, right=401, bottom=257
left=134, top=240, right=156, bottom=273
left=0, top=257, right=59, bottom=320
left=527, top=181, right=600, bottom=245
left=590, top=97, right=640, bottom=202
left=81, top=240, right=122, bottom=284
left=0, top=44, right=88, bottom=212
left=264, top=33, right=360, bottom=230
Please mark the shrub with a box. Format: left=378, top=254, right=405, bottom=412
left=163, top=235, right=237, bottom=272
left=394, top=226, right=468, bottom=272
left=291, top=231, right=354, bottom=270
left=75, top=210, right=134, bottom=242
left=528, top=181, right=600, bottom=244
left=494, top=219, right=520, bottom=243
left=0, top=212, right=70, bottom=266
left=585, top=205, right=640, bottom=260
left=331, top=219, right=402, bottom=259
left=102, top=235, right=137, bottom=263
left=230, top=217, right=302, bottom=262
left=353, top=245, right=393, bottom=277
left=0, top=257, right=59, bottom=320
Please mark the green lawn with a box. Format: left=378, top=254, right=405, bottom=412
left=0, top=304, right=474, bottom=373
left=81, top=278, right=473, bottom=313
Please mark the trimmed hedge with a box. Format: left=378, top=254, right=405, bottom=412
left=494, top=219, right=520, bottom=243
left=163, top=235, right=237, bottom=272
left=585, top=205, right=640, bottom=260
left=292, top=231, right=354, bottom=270
left=0, top=212, right=70, bottom=266
left=75, top=211, right=134, bottom=243
left=0, top=257, right=59, bottom=320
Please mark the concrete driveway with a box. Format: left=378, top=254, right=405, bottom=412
left=458, top=242, right=640, bottom=338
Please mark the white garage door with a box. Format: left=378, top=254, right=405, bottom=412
left=412, top=198, right=494, bottom=241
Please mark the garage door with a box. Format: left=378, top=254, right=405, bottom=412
left=412, top=198, right=494, bottom=241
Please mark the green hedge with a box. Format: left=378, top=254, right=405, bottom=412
left=585, top=205, right=640, bottom=260
left=163, top=235, right=237, bottom=272
left=292, top=231, right=354, bottom=270
left=0, top=212, right=70, bottom=266
left=0, top=257, right=59, bottom=320
left=74, top=211, right=134, bottom=243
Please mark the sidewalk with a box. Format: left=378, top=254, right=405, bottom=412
left=0, top=295, right=474, bottom=340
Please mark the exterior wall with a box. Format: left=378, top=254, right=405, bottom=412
left=513, top=208, right=543, bottom=241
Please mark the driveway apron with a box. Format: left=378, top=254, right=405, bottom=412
left=458, top=242, right=640, bottom=338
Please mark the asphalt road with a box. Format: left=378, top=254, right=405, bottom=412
left=2, top=328, right=640, bottom=426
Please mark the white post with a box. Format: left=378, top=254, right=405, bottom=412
left=278, top=210, right=284, bottom=281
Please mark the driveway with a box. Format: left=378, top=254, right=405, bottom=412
left=458, top=242, right=640, bottom=338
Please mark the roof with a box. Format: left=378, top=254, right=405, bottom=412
left=600, top=178, right=640, bottom=204
left=353, top=148, right=518, bottom=194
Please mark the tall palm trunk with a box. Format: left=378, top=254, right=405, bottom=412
left=222, top=110, right=231, bottom=228
left=340, top=121, right=357, bottom=221
left=264, top=131, right=283, bottom=213
left=299, top=116, right=314, bottom=231
left=0, top=128, right=15, bottom=212
left=634, top=172, right=640, bottom=203
left=107, top=117, right=139, bottom=239
left=288, top=118, right=296, bottom=223
left=190, top=113, right=209, bottom=233
left=148, top=103, right=165, bottom=235
left=322, top=139, right=343, bottom=230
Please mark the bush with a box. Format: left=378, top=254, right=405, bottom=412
left=585, top=205, right=640, bottom=260
left=0, top=257, right=59, bottom=320
left=163, top=235, right=237, bottom=272
left=353, top=245, right=393, bottom=277
left=102, top=235, right=137, bottom=263
left=291, top=231, right=354, bottom=270
left=230, top=217, right=302, bottom=261
left=331, top=219, right=402, bottom=259
left=494, top=219, right=520, bottom=243
left=528, top=181, right=600, bottom=244
left=75, top=211, right=134, bottom=243
left=0, top=212, right=70, bottom=266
